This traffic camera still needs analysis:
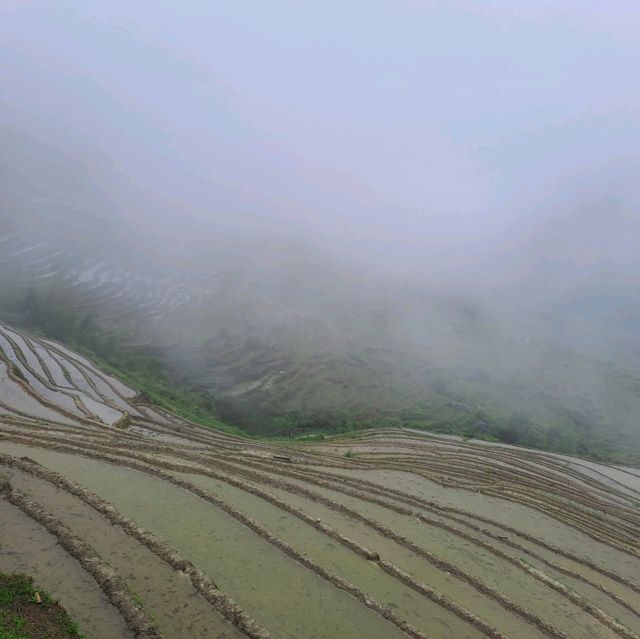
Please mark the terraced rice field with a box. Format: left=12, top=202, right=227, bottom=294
left=0, top=321, right=639, bottom=639
left=0, top=217, right=452, bottom=417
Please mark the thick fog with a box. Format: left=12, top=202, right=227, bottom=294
left=3, top=1, right=640, bottom=276
left=2, top=2, right=640, bottom=444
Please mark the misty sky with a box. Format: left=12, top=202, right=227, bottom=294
left=2, top=1, right=640, bottom=269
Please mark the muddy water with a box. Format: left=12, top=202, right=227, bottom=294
left=367, top=432, right=640, bottom=496
left=82, top=370, right=139, bottom=414
left=41, top=339, right=136, bottom=398
left=383, top=491, right=640, bottom=617
left=179, top=471, right=485, bottom=639
left=302, top=482, right=628, bottom=639
left=137, top=405, right=174, bottom=425
left=0, top=334, right=84, bottom=417
left=242, top=461, right=638, bottom=638
left=321, top=466, right=640, bottom=584
left=129, top=425, right=202, bottom=447
left=0, top=328, right=48, bottom=379
left=569, top=460, right=640, bottom=494
left=469, top=453, right=640, bottom=508
left=12, top=355, right=124, bottom=424
left=3, top=466, right=246, bottom=639
left=31, top=344, right=78, bottom=389
left=516, top=460, right=640, bottom=508
left=0, top=334, right=120, bottom=424
left=281, top=466, right=640, bottom=627
left=0, top=443, right=407, bottom=639
left=564, top=464, right=640, bottom=502
left=74, top=392, right=123, bottom=425
left=93, top=368, right=137, bottom=399
left=242, top=478, right=550, bottom=639
left=0, top=499, right=132, bottom=639
left=287, top=479, right=626, bottom=639
left=49, top=352, right=103, bottom=400
left=0, top=361, right=76, bottom=424
left=421, top=500, right=640, bottom=606
left=518, top=553, right=640, bottom=633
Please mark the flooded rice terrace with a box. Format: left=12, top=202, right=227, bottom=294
left=0, top=324, right=639, bottom=639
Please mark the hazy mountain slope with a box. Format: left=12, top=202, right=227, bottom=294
left=2, top=131, right=640, bottom=459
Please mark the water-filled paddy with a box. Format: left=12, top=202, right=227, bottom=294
left=0, top=443, right=407, bottom=639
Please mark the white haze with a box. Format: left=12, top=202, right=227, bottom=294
left=2, top=1, right=640, bottom=278
left=2, top=1, right=640, bottom=444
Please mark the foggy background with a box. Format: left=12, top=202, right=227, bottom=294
left=2, top=1, right=640, bottom=450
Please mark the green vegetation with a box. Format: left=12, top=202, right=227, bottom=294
left=216, top=399, right=362, bottom=437
left=397, top=399, right=640, bottom=465
left=0, top=573, right=83, bottom=639
left=10, top=288, right=243, bottom=436
left=2, top=288, right=639, bottom=465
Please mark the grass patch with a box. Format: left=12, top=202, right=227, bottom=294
left=0, top=573, right=83, bottom=639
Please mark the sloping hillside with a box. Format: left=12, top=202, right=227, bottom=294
left=3, top=132, right=640, bottom=461
left=0, top=326, right=639, bottom=639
